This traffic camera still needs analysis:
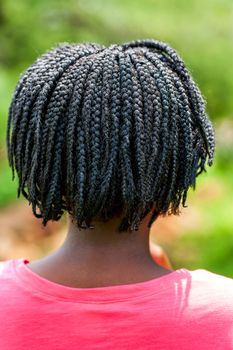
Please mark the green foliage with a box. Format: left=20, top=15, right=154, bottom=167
left=0, top=160, right=18, bottom=206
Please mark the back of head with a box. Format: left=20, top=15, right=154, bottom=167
left=6, top=39, right=215, bottom=232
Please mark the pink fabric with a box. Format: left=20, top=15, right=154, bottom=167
left=0, top=258, right=232, bottom=349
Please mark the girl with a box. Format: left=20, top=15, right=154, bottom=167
left=1, top=39, right=232, bottom=349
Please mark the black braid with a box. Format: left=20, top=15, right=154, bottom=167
left=81, top=52, right=108, bottom=221
left=6, top=39, right=215, bottom=233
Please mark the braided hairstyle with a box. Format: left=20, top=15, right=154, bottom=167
left=6, top=39, right=215, bottom=233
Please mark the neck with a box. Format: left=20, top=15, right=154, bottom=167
left=55, top=213, right=158, bottom=268
left=28, top=212, right=172, bottom=287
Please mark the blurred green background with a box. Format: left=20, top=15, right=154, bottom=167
left=0, top=0, right=232, bottom=276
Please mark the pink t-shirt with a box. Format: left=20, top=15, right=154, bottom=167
left=0, top=258, right=232, bottom=349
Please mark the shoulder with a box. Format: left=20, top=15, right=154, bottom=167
left=0, top=259, right=15, bottom=278
left=190, top=268, right=233, bottom=296
left=0, top=259, right=26, bottom=289
left=190, top=268, right=233, bottom=289
left=185, top=268, right=233, bottom=317
left=0, top=260, right=19, bottom=302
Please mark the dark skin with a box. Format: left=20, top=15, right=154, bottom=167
left=27, top=210, right=173, bottom=288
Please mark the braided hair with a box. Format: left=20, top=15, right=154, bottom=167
left=6, top=39, right=215, bottom=233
